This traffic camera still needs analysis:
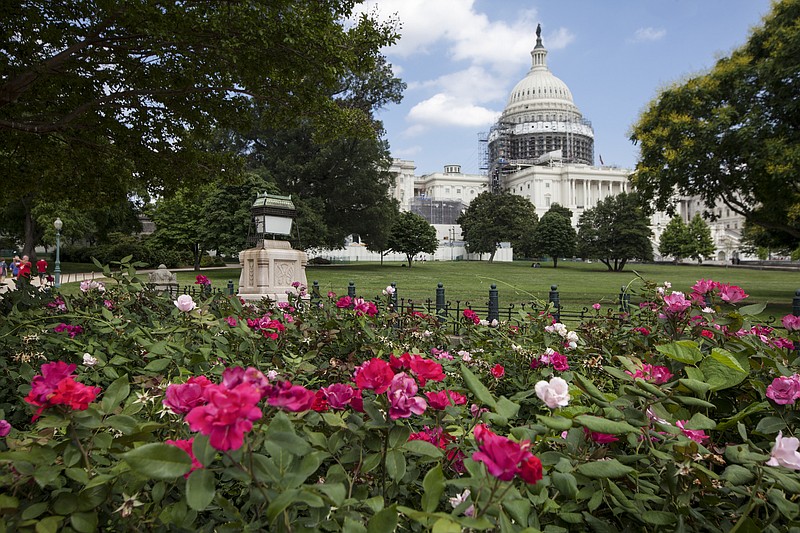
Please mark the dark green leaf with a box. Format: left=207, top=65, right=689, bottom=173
left=186, top=469, right=215, bottom=511
left=122, top=443, right=191, bottom=479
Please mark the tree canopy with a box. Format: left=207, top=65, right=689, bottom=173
left=0, top=1, right=401, bottom=255
left=630, top=0, right=800, bottom=250
left=525, top=210, right=577, bottom=268
left=457, top=192, right=539, bottom=262
left=577, top=193, right=653, bottom=271
left=387, top=212, right=438, bottom=268
left=658, top=217, right=692, bottom=262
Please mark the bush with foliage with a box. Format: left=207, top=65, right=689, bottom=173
left=0, top=264, right=799, bottom=532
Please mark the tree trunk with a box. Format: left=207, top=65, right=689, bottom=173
left=193, top=243, right=201, bottom=271
left=21, top=196, right=42, bottom=260
left=489, top=249, right=497, bottom=263
left=553, top=256, right=559, bottom=268
left=406, top=254, right=413, bottom=268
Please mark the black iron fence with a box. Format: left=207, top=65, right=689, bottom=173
left=157, top=279, right=800, bottom=338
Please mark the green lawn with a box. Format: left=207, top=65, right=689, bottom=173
left=179, top=260, right=799, bottom=319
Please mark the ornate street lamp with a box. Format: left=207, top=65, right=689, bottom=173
left=54, top=217, right=62, bottom=288
left=249, top=193, right=297, bottom=245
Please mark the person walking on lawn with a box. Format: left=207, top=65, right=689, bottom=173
left=36, top=257, right=48, bottom=284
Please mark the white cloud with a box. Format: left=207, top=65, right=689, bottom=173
left=544, top=27, right=576, bottom=50
left=392, top=145, right=423, bottom=157
left=406, top=93, right=501, bottom=129
left=409, top=66, right=508, bottom=103
left=630, top=27, right=667, bottom=43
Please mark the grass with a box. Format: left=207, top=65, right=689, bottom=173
left=174, top=260, right=799, bottom=319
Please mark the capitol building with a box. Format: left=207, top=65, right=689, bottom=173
left=329, top=25, right=743, bottom=263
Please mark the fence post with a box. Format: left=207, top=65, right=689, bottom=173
left=549, top=284, right=561, bottom=322
left=391, top=282, right=398, bottom=309
left=793, top=289, right=800, bottom=317
left=311, top=281, right=321, bottom=305
left=619, top=286, right=630, bottom=313
left=227, top=280, right=234, bottom=296
left=348, top=281, right=356, bottom=299
left=436, top=282, right=446, bottom=323
left=488, top=284, right=499, bottom=323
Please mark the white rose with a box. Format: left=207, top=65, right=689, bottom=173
left=535, top=377, right=571, bottom=409
left=83, top=353, right=98, bottom=366
left=174, top=294, right=196, bottom=312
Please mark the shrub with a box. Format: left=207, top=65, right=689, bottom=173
left=0, top=267, right=798, bottom=531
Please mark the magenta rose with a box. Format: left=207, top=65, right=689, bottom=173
left=185, top=383, right=262, bottom=451
left=267, top=381, right=315, bottom=412
left=164, top=376, right=213, bottom=414
left=354, top=358, right=395, bottom=394
left=321, top=383, right=357, bottom=410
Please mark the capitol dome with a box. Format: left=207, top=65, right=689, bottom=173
left=488, top=24, right=594, bottom=175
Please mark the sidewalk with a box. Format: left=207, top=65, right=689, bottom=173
left=0, top=265, right=241, bottom=294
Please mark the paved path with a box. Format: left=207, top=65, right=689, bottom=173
left=0, top=265, right=240, bottom=294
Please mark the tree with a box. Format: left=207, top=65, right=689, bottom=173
left=365, top=202, right=401, bottom=265
left=525, top=210, right=577, bottom=268
left=630, top=0, right=800, bottom=249
left=457, top=192, right=538, bottom=262
left=241, top=125, right=401, bottom=250
left=658, top=216, right=692, bottom=262
left=387, top=212, right=438, bottom=268
left=150, top=189, right=209, bottom=271
left=0, top=1, right=400, bottom=256
left=577, top=193, right=653, bottom=271
left=686, top=214, right=716, bottom=263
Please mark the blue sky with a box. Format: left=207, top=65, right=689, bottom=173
left=355, top=0, right=773, bottom=175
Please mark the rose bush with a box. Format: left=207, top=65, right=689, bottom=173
left=0, top=260, right=798, bottom=531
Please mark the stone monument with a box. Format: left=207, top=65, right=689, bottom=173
left=148, top=264, right=178, bottom=296
left=238, top=193, right=308, bottom=303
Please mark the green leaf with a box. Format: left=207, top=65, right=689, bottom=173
left=686, top=412, right=717, bottom=430
left=266, top=489, right=300, bottom=523
left=421, top=465, right=445, bottom=513
left=186, top=469, right=215, bottom=511
left=100, top=374, right=130, bottom=413
left=106, top=414, right=138, bottom=434
left=460, top=364, right=497, bottom=408
left=574, top=415, right=639, bottom=435
left=641, top=511, right=677, bottom=525
left=574, top=372, right=610, bottom=405
left=718, top=401, right=770, bottom=431
left=709, top=347, right=746, bottom=373
left=536, top=415, right=573, bottom=431
left=368, top=504, right=398, bottom=533
left=35, top=516, right=63, bottom=533
left=721, top=465, right=755, bottom=486
left=122, top=443, right=191, bottom=479
left=678, top=378, right=712, bottom=396
left=495, top=396, right=520, bottom=420
left=551, top=472, right=579, bottom=500
left=389, top=426, right=412, bottom=449
left=738, top=303, right=766, bottom=316
left=144, top=358, right=172, bottom=372
left=755, top=416, right=786, bottom=435
left=431, top=518, right=462, bottom=533
left=321, top=412, right=348, bottom=428
left=266, top=431, right=311, bottom=456
left=656, top=340, right=703, bottom=364
left=192, top=434, right=216, bottom=467
left=70, top=512, right=98, bottom=533
left=699, top=353, right=749, bottom=391
left=403, top=440, right=443, bottom=458
left=386, top=449, right=406, bottom=482
left=576, top=459, right=634, bottom=478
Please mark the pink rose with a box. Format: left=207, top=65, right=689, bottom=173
left=718, top=283, right=748, bottom=303
left=386, top=373, right=427, bottom=419
left=174, top=294, right=196, bottom=312
left=781, top=314, right=800, bottom=332
left=676, top=420, right=710, bottom=444
left=766, top=375, right=800, bottom=405
left=663, top=291, right=691, bottom=315
left=410, top=357, right=446, bottom=387
left=0, top=419, right=12, bottom=437
left=535, top=377, right=570, bottom=409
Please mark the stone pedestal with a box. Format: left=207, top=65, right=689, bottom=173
left=238, top=240, right=308, bottom=302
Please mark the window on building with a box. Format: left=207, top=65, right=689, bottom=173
left=545, top=195, right=551, bottom=207
left=445, top=187, right=451, bottom=194
left=545, top=182, right=550, bottom=188
left=456, top=188, right=461, bottom=194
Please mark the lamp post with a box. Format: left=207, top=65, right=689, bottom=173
left=249, top=193, right=297, bottom=245
left=449, top=226, right=455, bottom=261
left=54, top=217, right=62, bottom=288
